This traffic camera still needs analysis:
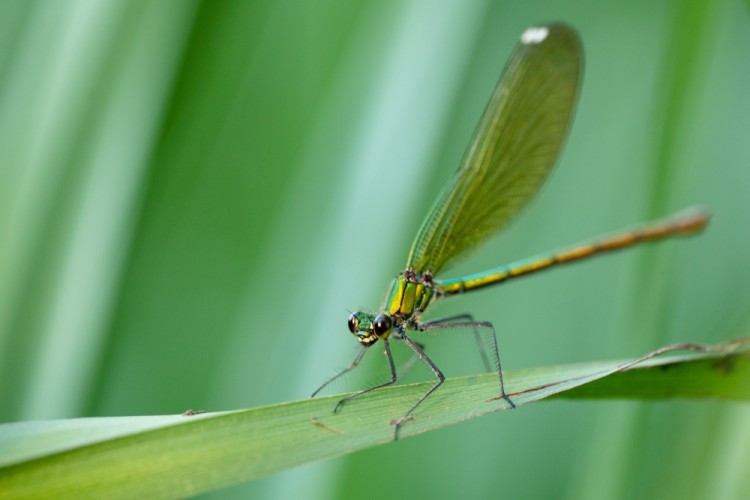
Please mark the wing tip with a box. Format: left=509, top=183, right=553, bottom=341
left=520, top=22, right=582, bottom=53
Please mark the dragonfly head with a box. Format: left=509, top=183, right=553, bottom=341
left=347, top=311, right=392, bottom=347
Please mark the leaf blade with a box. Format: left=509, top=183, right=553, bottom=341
left=0, top=341, right=746, bottom=499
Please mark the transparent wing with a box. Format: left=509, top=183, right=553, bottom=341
left=406, top=24, right=583, bottom=275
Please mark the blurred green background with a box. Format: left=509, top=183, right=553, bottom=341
left=1, top=0, right=749, bottom=498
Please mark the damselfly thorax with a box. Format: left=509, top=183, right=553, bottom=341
left=346, top=268, right=437, bottom=346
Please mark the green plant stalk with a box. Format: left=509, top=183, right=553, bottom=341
left=0, top=341, right=747, bottom=499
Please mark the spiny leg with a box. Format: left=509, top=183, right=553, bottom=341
left=419, top=313, right=491, bottom=372
left=391, top=332, right=446, bottom=440
left=417, top=320, right=515, bottom=409
left=396, top=340, right=425, bottom=376
left=333, top=338, right=397, bottom=413
left=311, top=345, right=367, bottom=398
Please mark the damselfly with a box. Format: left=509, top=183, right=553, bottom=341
left=311, top=23, right=708, bottom=439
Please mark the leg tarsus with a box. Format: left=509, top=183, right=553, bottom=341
left=390, top=333, right=445, bottom=440
left=333, top=338, right=397, bottom=413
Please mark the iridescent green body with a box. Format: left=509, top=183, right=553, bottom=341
left=384, top=271, right=436, bottom=324
left=436, top=208, right=708, bottom=296
left=377, top=206, right=708, bottom=326
left=311, top=23, right=709, bottom=440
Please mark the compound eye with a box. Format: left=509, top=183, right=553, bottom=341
left=373, top=314, right=392, bottom=336
left=347, top=313, right=360, bottom=333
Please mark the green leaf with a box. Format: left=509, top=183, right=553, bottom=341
left=0, top=340, right=747, bottom=499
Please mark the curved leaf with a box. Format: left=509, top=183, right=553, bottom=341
left=0, top=340, right=747, bottom=499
